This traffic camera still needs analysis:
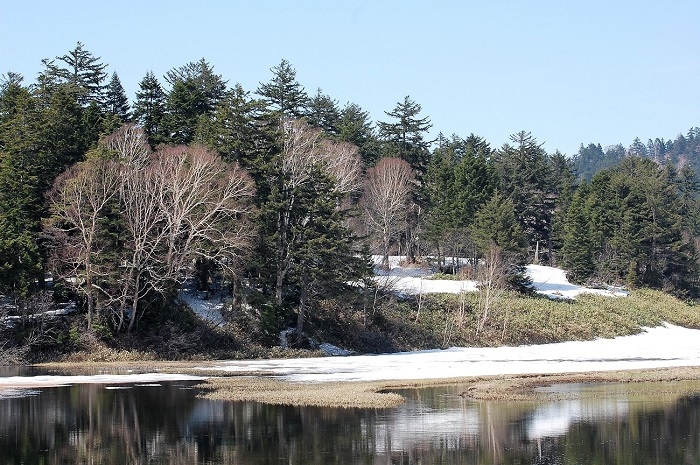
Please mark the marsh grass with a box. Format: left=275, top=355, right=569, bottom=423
left=191, top=366, right=700, bottom=408
left=391, top=288, right=700, bottom=348
left=198, top=376, right=406, bottom=408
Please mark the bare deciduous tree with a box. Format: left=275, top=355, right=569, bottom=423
left=103, top=123, right=151, bottom=166
left=45, top=159, right=120, bottom=329
left=361, top=157, right=414, bottom=269
left=475, top=243, right=507, bottom=337
left=117, top=144, right=256, bottom=332
left=46, top=124, right=256, bottom=332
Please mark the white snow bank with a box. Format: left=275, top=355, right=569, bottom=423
left=206, top=323, right=700, bottom=382
left=0, top=373, right=204, bottom=390
left=371, top=256, right=626, bottom=299
left=527, top=264, right=628, bottom=299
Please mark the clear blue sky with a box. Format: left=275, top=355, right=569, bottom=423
left=1, top=1, right=698, bottom=156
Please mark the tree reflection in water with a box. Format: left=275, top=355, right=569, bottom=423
left=1, top=381, right=699, bottom=464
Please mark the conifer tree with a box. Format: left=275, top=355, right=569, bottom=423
left=162, top=59, right=228, bottom=145
left=471, top=192, right=529, bottom=291
left=377, top=95, right=432, bottom=174
left=561, top=184, right=595, bottom=283
left=133, top=71, right=167, bottom=147
left=39, top=41, right=108, bottom=107
left=494, top=131, right=557, bottom=262
left=306, top=88, right=340, bottom=137
left=164, top=58, right=227, bottom=114
left=104, top=72, right=130, bottom=122
left=256, top=59, right=308, bottom=119
left=338, top=102, right=380, bottom=167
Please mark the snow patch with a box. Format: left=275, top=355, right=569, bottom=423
left=0, top=373, right=204, bottom=390
left=207, top=323, right=700, bottom=382
left=371, top=256, right=627, bottom=299
left=180, top=289, right=226, bottom=327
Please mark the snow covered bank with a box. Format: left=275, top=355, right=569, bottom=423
left=0, top=373, right=204, bottom=391
left=2, top=325, right=698, bottom=392
left=372, top=256, right=627, bottom=299
left=207, top=323, right=700, bottom=382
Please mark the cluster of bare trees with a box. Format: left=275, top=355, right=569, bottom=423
left=45, top=125, right=255, bottom=331
left=360, top=157, right=414, bottom=269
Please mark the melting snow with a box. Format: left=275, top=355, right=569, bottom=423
left=207, top=323, right=700, bottom=382
left=372, top=256, right=627, bottom=299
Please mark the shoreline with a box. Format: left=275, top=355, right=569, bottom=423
left=6, top=362, right=700, bottom=408
left=195, top=365, right=700, bottom=408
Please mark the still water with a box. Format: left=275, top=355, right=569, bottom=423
left=1, top=375, right=699, bottom=464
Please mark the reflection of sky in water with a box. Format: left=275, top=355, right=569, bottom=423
left=2, top=381, right=699, bottom=463
left=526, top=398, right=629, bottom=439
left=368, top=383, right=694, bottom=452
left=372, top=398, right=481, bottom=453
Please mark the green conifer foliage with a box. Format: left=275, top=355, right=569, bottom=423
left=133, top=71, right=167, bottom=147
left=104, top=72, right=130, bottom=122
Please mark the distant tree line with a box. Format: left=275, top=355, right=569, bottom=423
left=1, top=42, right=699, bottom=345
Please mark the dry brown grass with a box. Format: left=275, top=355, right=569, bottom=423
left=199, top=377, right=406, bottom=408
left=195, top=365, right=700, bottom=408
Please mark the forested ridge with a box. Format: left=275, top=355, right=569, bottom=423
left=1, top=43, right=699, bottom=359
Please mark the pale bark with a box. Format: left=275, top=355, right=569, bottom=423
left=274, top=119, right=362, bottom=306
left=361, top=157, right=414, bottom=269
left=46, top=159, right=120, bottom=329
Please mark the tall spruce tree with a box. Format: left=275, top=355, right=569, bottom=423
left=338, top=102, right=380, bottom=167
left=306, top=88, right=340, bottom=137
left=39, top=41, right=108, bottom=107
left=377, top=95, right=432, bottom=174
left=133, top=71, right=167, bottom=147
left=422, top=133, right=495, bottom=266
left=194, top=84, right=277, bottom=176
left=494, top=131, right=555, bottom=262
left=256, top=59, right=309, bottom=119
left=164, top=58, right=227, bottom=115
left=471, top=192, right=529, bottom=290
left=163, top=59, right=228, bottom=145
left=561, top=183, right=595, bottom=283
left=104, top=72, right=130, bottom=122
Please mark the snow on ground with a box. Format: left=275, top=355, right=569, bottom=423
left=206, top=323, right=700, bottom=382
left=0, top=373, right=204, bottom=391
left=3, top=325, right=699, bottom=388
left=179, top=288, right=226, bottom=327
left=372, top=256, right=627, bottom=299
left=0, top=258, right=651, bottom=392
left=527, top=264, right=629, bottom=299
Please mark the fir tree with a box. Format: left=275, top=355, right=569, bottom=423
left=306, top=88, right=340, bottom=137
left=104, top=72, right=130, bottom=122
left=256, top=59, right=308, bottom=119
left=377, top=95, right=432, bottom=174
left=561, top=184, right=595, bottom=283
left=133, top=71, right=167, bottom=147
left=338, top=102, right=380, bottom=166
left=39, top=41, right=108, bottom=107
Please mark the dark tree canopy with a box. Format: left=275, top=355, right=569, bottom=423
left=104, top=72, right=130, bottom=122
left=39, top=41, right=108, bottom=107
left=256, top=59, right=309, bottom=119
left=377, top=95, right=432, bottom=173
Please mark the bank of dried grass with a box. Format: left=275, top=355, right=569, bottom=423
left=193, top=365, right=700, bottom=408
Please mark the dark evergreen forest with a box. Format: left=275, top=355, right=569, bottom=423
left=1, top=43, right=699, bottom=354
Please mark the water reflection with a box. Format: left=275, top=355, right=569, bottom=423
left=1, top=380, right=699, bottom=464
